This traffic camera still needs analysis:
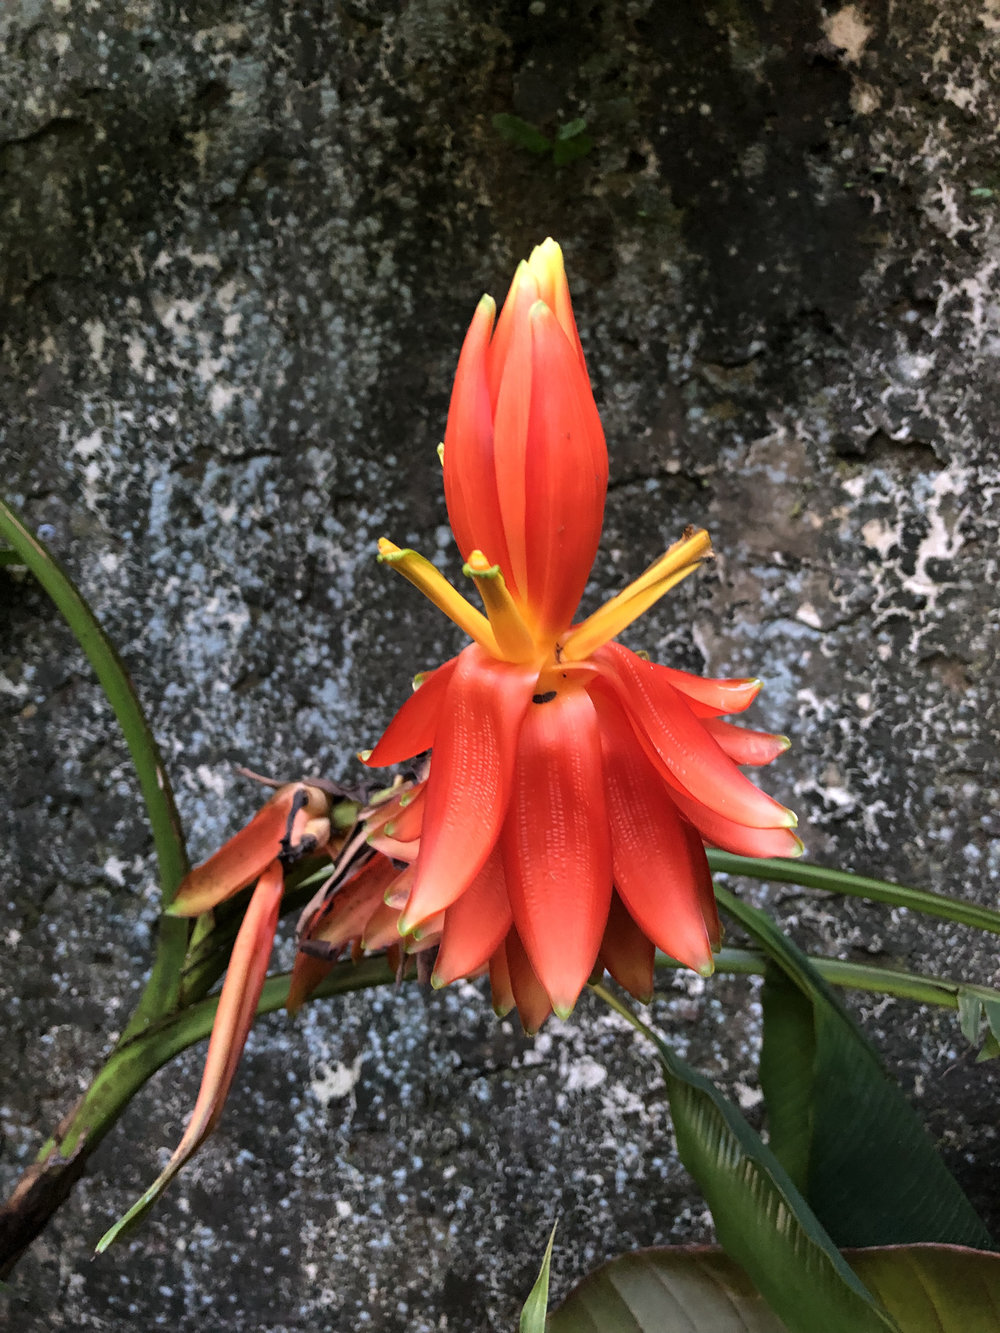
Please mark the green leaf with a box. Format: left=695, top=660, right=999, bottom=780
left=550, top=1244, right=1000, bottom=1333
left=552, top=134, right=593, bottom=166
left=722, top=886, right=993, bottom=1249
left=555, top=117, right=588, bottom=140
left=591, top=986, right=898, bottom=1333
left=0, top=499, right=191, bottom=1040
left=976, top=998, right=1000, bottom=1061
left=520, top=1223, right=557, bottom=1333
left=492, top=113, right=553, bottom=155
left=707, top=852, right=1000, bottom=936
left=0, top=499, right=188, bottom=903
left=959, top=990, right=984, bottom=1044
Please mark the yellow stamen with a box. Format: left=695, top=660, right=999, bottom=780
left=436, top=442, right=444, bottom=466
left=560, top=528, right=713, bottom=662
left=463, top=549, right=537, bottom=662
left=377, top=539, right=499, bottom=655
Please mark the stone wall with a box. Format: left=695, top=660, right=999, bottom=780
left=2, top=1, right=998, bottom=1329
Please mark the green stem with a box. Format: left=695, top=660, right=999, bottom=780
left=0, top=498, right=189, bottom=903
left=661, top=947, right=1000, bottom=1013
left=0, top=499, right=192, bottom=1038
left=707, top=852, right=1000, bottom=936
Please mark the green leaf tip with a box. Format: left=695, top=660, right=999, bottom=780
left=519, top=1222, right=558, bottom=1333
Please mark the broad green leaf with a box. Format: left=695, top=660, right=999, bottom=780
left=519, top=1223, right=557, bottom=1333
left=757, top=968, right=814, bottom=1191
left=550, top=1244, right=1000, bottom=1333
left=592, top=986, right=898, bottom=1333
left=491, top=113, right=552, bottom=155
left=725, top=886, right=992, bottom=1249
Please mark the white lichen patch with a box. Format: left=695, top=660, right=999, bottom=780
left=823, top=5, right=872, bottom=63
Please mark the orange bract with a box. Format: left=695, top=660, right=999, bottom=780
left=366, top=238, right=800, bottom=1027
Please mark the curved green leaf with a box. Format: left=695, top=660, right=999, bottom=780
left=550, top=1244, right=1000, bottom=1333
left=0, top=498, right=188, bottom=901
left=591, top=986, right=898, bottom=1333
left=721, top=887, right=993, bottom=1250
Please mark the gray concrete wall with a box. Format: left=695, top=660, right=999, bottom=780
left=2, top=1, right=998, bottom=1328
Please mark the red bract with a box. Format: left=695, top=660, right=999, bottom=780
left=366, top=238, right=800, bottom=1025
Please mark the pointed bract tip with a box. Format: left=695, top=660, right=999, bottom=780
left=376, top=537, right=401, bottom=561
left=697, top=958, right=716, bottom=979
left=777, top=735, right=792, bottom=752
left=552, top=999, right=576, bottom=1022
left=477, top=293, right=497, bottom=317
left=493, top=1000, right=514, bottom=1019
left=783, top=807, right=799, bottom=829
left=430, top=972, right=446, bottom=990
left=789, top=833, right=806, bottom=858
left=357, top=748, right=374, bottom=763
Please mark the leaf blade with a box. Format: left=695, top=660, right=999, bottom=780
left=722, top=885, right=993, bottom=1249
left=552, top=1244, right=1000, bottom=1333
left=591, top=985, right=899, bottom=1333
left=520, top=1223, right=557, bottom=1333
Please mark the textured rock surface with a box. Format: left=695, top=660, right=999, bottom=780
left=2, top=0, right=999, bottom=1328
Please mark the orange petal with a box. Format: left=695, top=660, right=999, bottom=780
left=701, top=717, right=790, bottom=766
left=526, top=238, right=588, bottom=374
left=442, top=294, right=512, bottom=578
left=681, top=816, right=723, bottom=951
left=490, top=282, right=535, bottom=601
left=489, top=940, right=515, bottom=1017
left=649, top=665, right=763, bottom=718
left=286, top=951, right=335, bottom=1015
left=595, top=690, right=716, bottom=974
left=597, top=892, right=655, bottom=1003
left=669, top=784, right=805, bottom=861
left=303, top=855, right=400, bottom=950
left=595, top=643, right=796, bottom=831
left=486, top=260, right=539, bottom=413
left=363, top=657, right=459, bottom=767
left=401, top=645, right=537, bottom=929
left=432, top=849, right=512, bottom=987
left=378, top=784, right=426, bottom=842
left=501, top=685, right=611, bottom=1019
left=149, top=861, right=284, bottom=1187
left=361, top=898, right=407, bottom=951
left=521, top=302, right=607, bottom=639
left=170, top=784, right=329, bottom=917
left=505, top=927, right=553, bottom=1034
